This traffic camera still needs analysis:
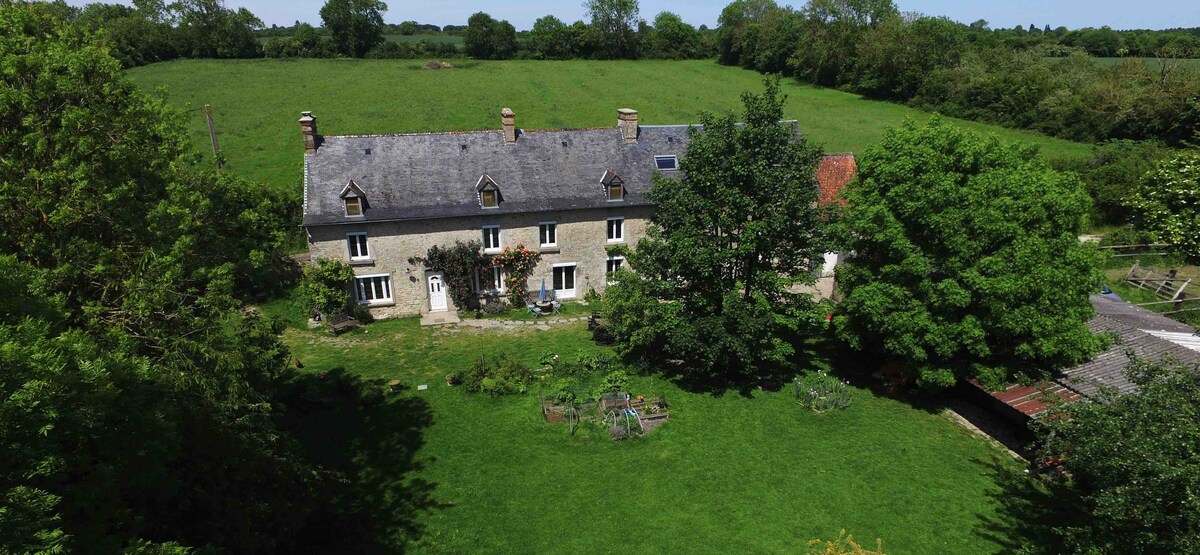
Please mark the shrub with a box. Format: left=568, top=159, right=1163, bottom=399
left=481, top=298, right=508, bottom=315
left=597, top=370, right=629, bottom=395
left=451, top=354, right=534, bottom=396
left=807, top=530, right=885, bottom=554
left=794, top=371, right=851, bottom=413
left=492, top=244, right=540, bottom=306
left=300, top=258, right=355, bottom=319
left=410, top=241, right=485, bottom=310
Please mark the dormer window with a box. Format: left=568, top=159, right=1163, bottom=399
left=481, top=190, right=498, bottom=208
left=339, top=179, right=368, bottom=218
left=476, top=174, right=501, bottom=209
left=655, top=155, right=679, bottom=171
left=600, top=169, right=625, bottom=202
left=344, top=197, right=362, bottom=216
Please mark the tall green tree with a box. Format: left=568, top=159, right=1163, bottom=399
left=1126, top=151, right=1200, bottom=262
left=1037, top=357, right=1200, bottom=553
left=604, top=79, right=826, bottom=384
left=585, top=0, right=639, bottom=59
left=0, top=5, right=323, bottom=551
left=529, top=14, right=571, bottom=59
left=833, top=118, right=1103, bottom=389
left=463, top=11, right=517, bottom=60
left=319, top=0, right=387, bottom=58
left=170, top=0, right=263, bottom=58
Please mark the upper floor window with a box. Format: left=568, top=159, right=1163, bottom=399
left=347, top=233, right=369, bottom=260
left=654, top=155, right=679, bottom=171
left=481, top=190, right=499, bottom=208
left=539, top=222, right=557, bottom=248
left=344, top=197, right=363, bottom=216
left=607, top=217, right=624, bottom=243
left=482, top=225, right=501, bottom=252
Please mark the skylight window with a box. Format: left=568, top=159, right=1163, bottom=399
left=655, top=155, right=679, bottom=171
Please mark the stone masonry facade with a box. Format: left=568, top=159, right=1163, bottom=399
left=307, top=206, right=652, bottom=318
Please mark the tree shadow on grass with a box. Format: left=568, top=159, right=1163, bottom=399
left=971, top=457, right=1081, bottom=554
left=275, top=367, right=442, bottom=553
left=641, top=332, right=835, bottom=397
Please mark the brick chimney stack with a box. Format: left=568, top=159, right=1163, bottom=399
left=501, top=108, right=516, bottom=145
left=299, top=111, right=319, bottom=153
left=617, top=108, right=638, bottom=143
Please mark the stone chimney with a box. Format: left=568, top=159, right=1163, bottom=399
left=501, top=108, right=516, bottom=145
left=299, top=111, right=319, bottom=153
left=617, top=108, right=638, bottom=143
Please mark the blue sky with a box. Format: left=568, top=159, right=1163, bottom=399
left=66, top=0, right=1199, bottom=31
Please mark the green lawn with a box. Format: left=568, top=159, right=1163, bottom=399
left=265, top=291, right=1038, bottom=553
left=129, top=59, right=1092, bottom=198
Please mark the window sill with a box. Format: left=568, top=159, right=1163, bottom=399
left=349, top=258, right=375, bottom=267
left=484, top=249, right=502, bottom=254
left=539, top=246, right=560, bottom=253
left=607, top=240, right=625, bottom=245
left=358, top=300, right=394, bottom=308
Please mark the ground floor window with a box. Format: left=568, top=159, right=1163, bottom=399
left=355, top=274, right=392, bottom=305
left=606, top=256, right=624, bottom=281
left=477, top=265, right=504, bottom=292
left=552, top=264, right=576, bottom=298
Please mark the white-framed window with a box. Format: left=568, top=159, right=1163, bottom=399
left=347, top=232, right=369, bottom=261
left=654, top=155, right=679, bottom=171
left=482, top=225, right=501, bottom=252
left=552, top=263, right=577, bottom=299
left=607, top=217, right=624, bottom=243
left=606, top=255, right=625, bottom=277
left=354, top=274, right=392, bottom=305
left=344, top=197, right=363, bottom=216
left=476, top=265, right=504, bottom=292
left=539, top=221, right=557, bottom=248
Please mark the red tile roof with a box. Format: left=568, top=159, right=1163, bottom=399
left=972, top=380, right=1082, bottom=417
left=817, top=153, right=857, bottom=207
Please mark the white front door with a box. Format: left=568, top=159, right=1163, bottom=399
left=428, top=273, right=448, bottom=312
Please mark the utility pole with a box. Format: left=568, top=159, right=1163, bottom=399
left=203, top=104, right=222, bottom=170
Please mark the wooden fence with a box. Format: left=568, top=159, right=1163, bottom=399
left=1124, top=261, right=1200, bottom=314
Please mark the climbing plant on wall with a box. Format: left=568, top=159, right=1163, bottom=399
left=493, top=244, right=540, bottom=305
left=409, top=240, right=486, bottom=309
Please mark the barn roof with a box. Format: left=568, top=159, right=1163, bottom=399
left=974, top=296, right=1200, bottom=418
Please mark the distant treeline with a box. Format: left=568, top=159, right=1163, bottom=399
left=717, top=0, right=1200, bottom=146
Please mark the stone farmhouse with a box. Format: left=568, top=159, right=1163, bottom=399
left=300, top=109, right=855, bottom=318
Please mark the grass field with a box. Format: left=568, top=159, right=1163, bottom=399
left=261, top=291, right=1043, bottom=553
left=129, top=59, right=1092, bottom=197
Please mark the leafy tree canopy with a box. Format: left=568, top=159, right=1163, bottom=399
left=319, top=0, right=387, bottom=57
left=604, top=79, right=827, bottom=387
left=833, top=118, right=1104, bottom=389
left=1037, top=357, right=1200, bottom=553
left=1126, top=151, right=1200, bottom=262
left=0, top=5, right=335, bottom=551
left=463, top=11, right=517, bottom=60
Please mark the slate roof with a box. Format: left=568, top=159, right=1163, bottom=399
left=301, top=120, right=846, bottom=227
left=302, top=124, right=701, bottom=226
left=974, top=295, right=1200, bottom=417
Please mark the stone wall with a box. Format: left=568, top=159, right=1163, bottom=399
left=307, top=205, right=653, bottom=318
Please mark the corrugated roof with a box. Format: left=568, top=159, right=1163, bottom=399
left=973, top=296, right=1200, bottom=416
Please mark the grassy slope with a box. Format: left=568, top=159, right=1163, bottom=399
left=265, top=293, right=1030, bottom=553
left=129, top=59, right=1091, bottom=197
